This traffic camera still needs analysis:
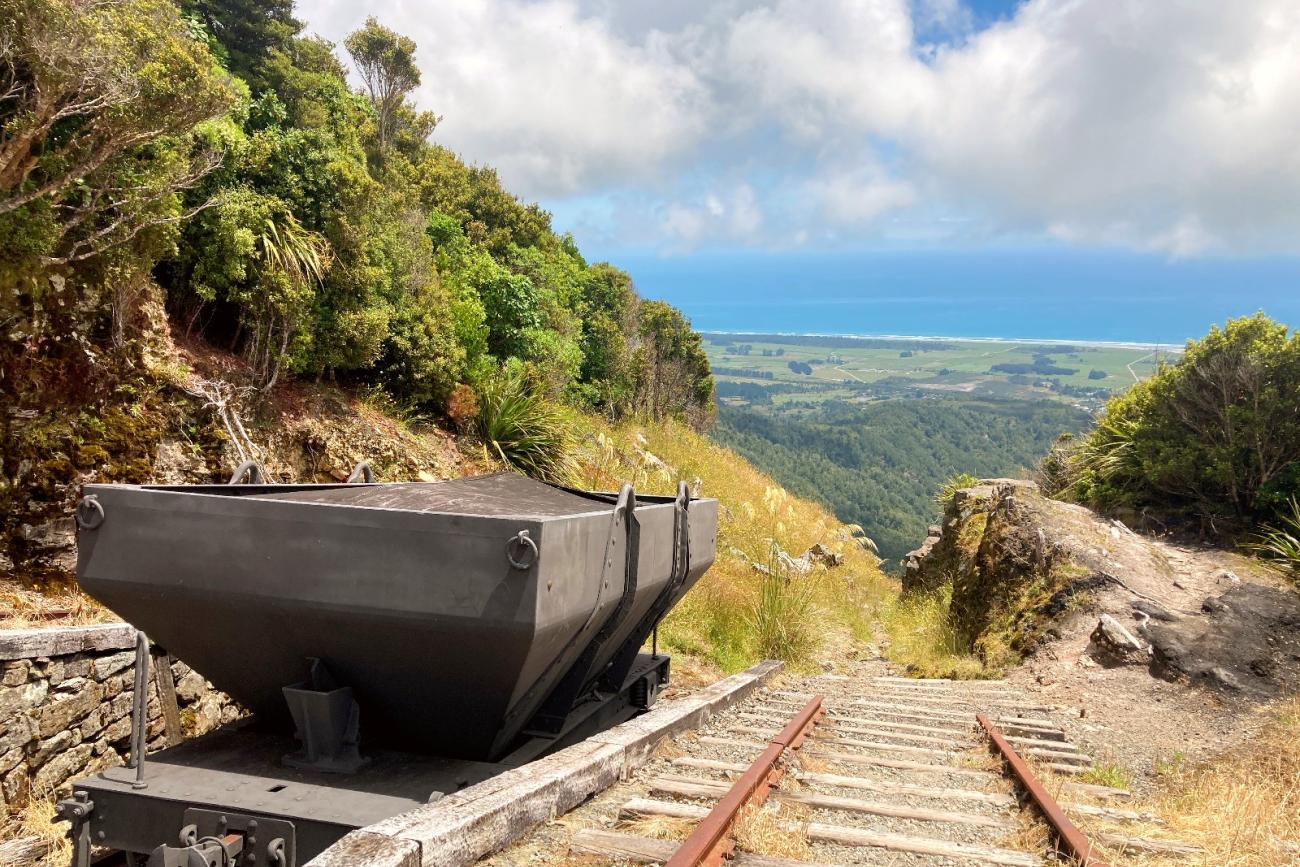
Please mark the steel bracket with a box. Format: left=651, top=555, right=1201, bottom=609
left=181, top=808, right=296, bottom=867
left=54, top=790, right=95, bottom=867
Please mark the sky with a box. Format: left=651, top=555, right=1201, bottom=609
left=294, top=0, right=1300, bottom=337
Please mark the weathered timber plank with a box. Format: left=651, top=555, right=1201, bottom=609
left=647, top=775, right=1018, bottom=829
left=873, top=676, right=1010, bottom=688
left=1059, top=780, right=1132, bottom=801
left=745, top=707, right=974, bottom=736
left=775, top=690, right=1053, bottom=718
left=617, top=799, right=1041, bottom=866
left=570, top=828, right=838, bottom=867
left=763, top=696, right=978, bottom=724
left=672, top=758, right=1012, bottom=805
left=1004, top=734, right=1085, bottom=753
left=151, top=649, right=183, bottom=747
left=307, top=833, right=420, bottom=867
left=1096, top=832, right=1201, bottom=854
left=798, top=771, right=1016, bottom=806
left=738, top=711, right=975, bottom=742
left=1022, top=746, right=1091, bottom=764
left=727, top=724, right=959, bottom=757
left=807, top=823, right=1041, bottom=866
left=1063, top=801, right=1163, bottom=824
left=0, top=623, right=135, bottom=660
left=801, top=748, right=994, bottom=777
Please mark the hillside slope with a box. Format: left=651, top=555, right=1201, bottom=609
left=2, top=335, right=893, bottom=675
left=903, top=479, right=1299, bottom=779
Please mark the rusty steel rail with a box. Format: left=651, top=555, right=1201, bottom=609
left=665, top=694, right=824, bottom=867
left=977, top=714, right=1111, bottom=867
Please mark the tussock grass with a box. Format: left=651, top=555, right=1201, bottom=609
left=1247, top=498, right=1300, bottom=590
left=882, top=584, right=991, bottom=679
left=575, top=418, right=893, bottom=672
left=734, top=801, right=812, bottom=860
left=475, top=368, right=577, bottom=484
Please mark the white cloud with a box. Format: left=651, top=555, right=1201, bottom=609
left=295, top=0, right=1300, bottom=254
left=660, top=184, right=766, bottom=250
left=299, top=0, right=710, bottom=197
left=804, top=164, right=918, bottom=227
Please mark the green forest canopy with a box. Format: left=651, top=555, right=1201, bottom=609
left=716, top=397, right=1092, bottom=565
left=0, top=0, right=713, bottom=427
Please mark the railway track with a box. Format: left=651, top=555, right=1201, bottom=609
left=546, top=672, right=1198, bottom=867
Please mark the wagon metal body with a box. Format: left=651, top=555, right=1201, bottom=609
left=62, top=472, right=717, bottom=866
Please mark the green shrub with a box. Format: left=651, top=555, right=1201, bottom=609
left=1051, top=313, right=1300, bottom=534
left=475, top=367, right=576, bottom=484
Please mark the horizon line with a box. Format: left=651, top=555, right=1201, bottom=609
left=699, top=329, right=1184, bottom=352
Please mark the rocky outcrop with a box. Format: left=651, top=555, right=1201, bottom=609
left=3, top=354, right=467, bottom=585
left=1089, top=613, right=1146, bottom=666
left=904, top=477, right=1300, bottom=701
left=1145, top=583, right=1300, bottom=698
left=903, top=479, right=1084, bottom=663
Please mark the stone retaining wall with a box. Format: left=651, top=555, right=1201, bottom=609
left=0, top=624, right=235, bottom=810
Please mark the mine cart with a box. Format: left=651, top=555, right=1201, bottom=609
left=59, top=471, right=717, bottom=866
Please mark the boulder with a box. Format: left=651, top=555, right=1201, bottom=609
left=1088, top=613, right=1146, bottom=666
left=804, top=543, right=843, bottom=568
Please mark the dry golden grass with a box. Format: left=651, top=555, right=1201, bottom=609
left=733, top=801, right=812, bottom=860
left=0, top=584, right=115, bottom=630
left=614, top=812, right=696, bottom=841
left=652, top=737, right=686, bottom=762
left=0, top=790, right=71, bottom=867
left=1017, top=699, right=1299, bottom=867
left=882, top=583, right=991, bottom=679
left=573, top=418, right=894, bottom=673
left=1106, top=695, right=1299, bottom=867
left=996, top=811, right=1053, bottom=857
left=794, top=752, right=833, bottom=774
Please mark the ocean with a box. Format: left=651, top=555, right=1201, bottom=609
left=612, top=248, right=1300, bottom=345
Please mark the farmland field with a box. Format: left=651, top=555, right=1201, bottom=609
left=704, top=333, right=1175, bottom=413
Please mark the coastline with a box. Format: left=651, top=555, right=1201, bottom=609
left=700, top=329, right=1182, bottom=352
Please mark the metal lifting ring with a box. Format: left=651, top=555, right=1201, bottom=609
left=346, top=461, right=375, bottom=483
left=506, top=530, right=539, bottom=570
left=267, top=838, right=286, bottom=866
left=75, top=495, right=105, bottom=531
left=227, top=461, right=264, bottom=485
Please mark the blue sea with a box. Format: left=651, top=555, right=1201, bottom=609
left=611, top=248, right=1300, bottom=346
